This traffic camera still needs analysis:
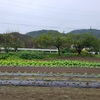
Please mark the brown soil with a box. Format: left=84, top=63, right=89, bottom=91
left=52, top=56, right=100, bottom=62
left=0, top=86, right=100, bottom=100
left=0, top=67, right=100, bottom=74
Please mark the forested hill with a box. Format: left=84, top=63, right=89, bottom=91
left=25, top=29, right=100, bottom=38
left=25, top=29, right=59, bottom=38
left=0, top=32, right=34, bottom=48
left=10, top=32, right=32, bottom=40
left=67, top=29, right=100, bottom=38
left=10, top=32, right=34, bottom=47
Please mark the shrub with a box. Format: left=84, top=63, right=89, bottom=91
left=61, top=48, right=71, bottom=54
left=81, top=50, right=88, bottom=56
left=20, top=51, right=44, bottom=59
left=0, top=54, right=9, bottom=60
left=70, top=48, right=77, bottom=53
left=81, top=50, right=94, bottom=57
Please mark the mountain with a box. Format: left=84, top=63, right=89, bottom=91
left=67, top=29, right=100, bottom=38
left=0, top=32, right=34, bottom=48
left=25, top=29, right=100, bottom=39
left=25, top=29, right=59, bottom=38
left=10, top=32, right=34, bottom=48
left=10, top=32, right=33, bottom=41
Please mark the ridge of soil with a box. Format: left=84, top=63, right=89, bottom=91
left=45, top=56, right=100, bottom=62
left=0, top=67, right=100, bottom=74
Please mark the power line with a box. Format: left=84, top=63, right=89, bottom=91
left=1, top=0, right=88, bottom=17
left=7, top=0, right=57, bottom=9
left=1, top=21, right=100, bottom=33
left=1, top=1, right=100, bottom=31
left=0, top=21, right=76, bottom=29
left=1, top=0, right=98, bottom=24
left=0, top=12, right=68, bottom=24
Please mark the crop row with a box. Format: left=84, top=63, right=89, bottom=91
left=0, top=71, right=100, bottom=78
left=0, top=79, right=100, bottom=88
left=0, top=60, right=100, bottom=68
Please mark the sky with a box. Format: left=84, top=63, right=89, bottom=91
left=0, top=0, right=100, bottom=34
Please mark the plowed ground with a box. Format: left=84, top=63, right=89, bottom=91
left=0, top=67, right=100, bottom=74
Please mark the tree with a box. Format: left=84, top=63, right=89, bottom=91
left=2, top=33, right=14, bottom=53
left=50, top=32, right=67, bottom=56
left=92, top=39, right=100, bottom=54
left=12, top=38, right=24, bottom=52
left=35, top=32, right=67, bottom=56
left=66, top=33, right=83, bottom=54
left=68, top=33, right=100, bottom=55
left=9, top=32, right=34, bottom=48
left=0, top=34, right=3, bottom=52
left=34, top=33, right=50, bottom=48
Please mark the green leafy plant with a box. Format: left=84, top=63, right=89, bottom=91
left=0, top=54, right=9, bottom=60
left=20, top=51, right=44, bottom=59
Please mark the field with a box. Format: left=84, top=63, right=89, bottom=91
left=0, top=52, right=100, bottom=99
left=0, top=86, right=100, bottom=100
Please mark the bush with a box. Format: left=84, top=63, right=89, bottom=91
left=0, top=54, right=9, bottom=60
left=20, top=51, right=44, bottom=59
left=61, top=48, right=71, bottom=54
left=81, top=50, right=88, bottom=56
left=70, top=48, right=77, bottom=53
left=81, top=50, right=94, bottom=57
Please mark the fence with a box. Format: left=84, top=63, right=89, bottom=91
left=0, top=47, right=58, bottom=52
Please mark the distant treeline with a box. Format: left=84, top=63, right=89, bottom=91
left=0, top=30, right=100, bottom=55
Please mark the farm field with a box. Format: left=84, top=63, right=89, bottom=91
left=0, top=54, right=100, bottom=99
left=0, top=0, right=100, bottom=99
left=0, top=86, right=100, bottom=100
left=0, top=67, right=100, bottom=74
left=58, top=56, right=100, bottom=62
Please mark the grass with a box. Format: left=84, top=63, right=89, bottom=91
left=0, top=86, right=100, bottom=100
left=95, top=54, right=100, bottom=58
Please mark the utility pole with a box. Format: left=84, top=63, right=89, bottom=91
left=90, top=26, right=92, bottom=30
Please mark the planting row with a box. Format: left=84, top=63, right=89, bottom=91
left=0, top=72, right=100, bottom=78
left=0, top=79, right=100, bottom=88
left=0, top=60, right=100, bottom=68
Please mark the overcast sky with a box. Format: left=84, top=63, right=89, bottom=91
left=0, top=0, right=100, bottom=34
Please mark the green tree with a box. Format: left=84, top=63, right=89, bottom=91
left=2, top=33, right=14, bottom=53
left=68, top=33, right=100, bottom=55
left=0, top=34, right=3, bottom=52
left=35, top=32, right=67, bottom=56
left=50, top=32, right=67, bottom=56
left=92, top=39, right=100, bottom=54
left=12, top=38, right=24, bottom=52
left=9, top=32, right=34, bottom=48
left=34, top=33, right=50, bottom=48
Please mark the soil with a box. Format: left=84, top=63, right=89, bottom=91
left=50, top=56, right=100, bottom=62
left=0, top=67, right=100, bottom=74
left=0, top=57, right=100, bottom=99
left=0, top=86, right=100, bottom=100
